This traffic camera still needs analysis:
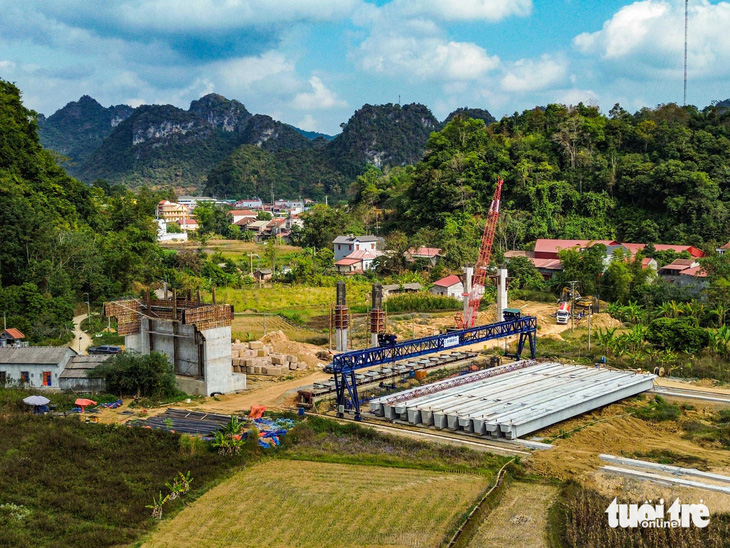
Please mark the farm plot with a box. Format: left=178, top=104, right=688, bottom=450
left=143, top=459, right=489, bottom=548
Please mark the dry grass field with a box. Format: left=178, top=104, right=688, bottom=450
left=142, top=459, right=489, bottom=548
left=467, top=481, right=559, bottom=548
left=231, top=314, right=323, bottom=343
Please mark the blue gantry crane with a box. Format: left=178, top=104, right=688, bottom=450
left=331, top=312, right=537, bottom=420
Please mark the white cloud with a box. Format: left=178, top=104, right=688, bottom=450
left=292, top=76, right=346, bottom=109
left=391, top=0, right=532, bottom=22
left=500, top=54, right=568, bottom=92
left=355, top=22, right=499, bottom=81
left=296, top=114, right=319, bottom=131
left=573, top=1, right=669, bottom=59
left=573, top=0, right=730, bottom=78
left=215, top=52, right=296, bottom=90
left=0, top=60, right=16, bottom=71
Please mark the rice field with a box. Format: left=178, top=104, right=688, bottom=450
left=142, top=459, right=489, bottom=548
left=466, top=481, right=558, bottom=548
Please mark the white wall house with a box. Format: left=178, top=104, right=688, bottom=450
left=0, top=347, right=75, bottom=389
left=430, top=275, right=465, bottom=301
left=333, top=235, right=381, bottom=262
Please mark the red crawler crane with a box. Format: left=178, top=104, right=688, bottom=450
left=455, top=178, right=504, bottom=329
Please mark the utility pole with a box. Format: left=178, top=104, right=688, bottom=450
left=588, top=306, right=592, bottom=351
left=567, top=280, right=579, bottom=333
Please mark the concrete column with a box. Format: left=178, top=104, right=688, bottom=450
left=463, top=267, right=473, bottom=312
left=370, top=283, right=384, bottom=348
left=496, top=268, right=508, bottom=322
left=334, top=280, right=348, bottom=352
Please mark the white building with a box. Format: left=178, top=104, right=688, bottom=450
left=333, top=235, right=382, bottom=262
left=0, top=347, right=76, bottom=389
left=157, top=219, right=188, bottom=242
left=430, top=275, right=465, bottom=301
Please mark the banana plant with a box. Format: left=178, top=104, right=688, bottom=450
left=146, top=491, right=169, bottom=520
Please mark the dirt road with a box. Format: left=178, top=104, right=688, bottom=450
left=192, top=371, right=331, bottom=414
left=68, top=313, right=91, bottom=354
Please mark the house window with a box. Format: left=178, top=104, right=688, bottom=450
left=20, top=371, right=29, bottom=384
left=0, top=372, right=5, bottom=385
left=338, top=245, right=341, bottom=250
left=43, top=371, right=52, bottom=387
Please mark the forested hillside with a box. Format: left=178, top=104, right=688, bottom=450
left=347, top=103, right=730, bottom=267
left=204, top=102, right=439, bottom=199
left=37, top=95, right=133, bottom=169
left=0, top=80, right=162, bottom=344
left=39, top=95, right=473, bottom=198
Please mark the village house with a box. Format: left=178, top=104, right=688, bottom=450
left=229, top=209, right=258, bottom=224
left=505, top=239, right=699, bottom=279
left=235, top=198, right=263, bottom=210
left=0, top=328, right=26, bottom=348
left=0, top=346, right=75, bottom=389
left=176, top=218, right=199, bottom=231
left=333, top=235, right=382, bottom=261
left=404, top=247, right=442, bottom=268
left=430, top=275, right=464, bottom=301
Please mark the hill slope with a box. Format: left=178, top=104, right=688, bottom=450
left=37, top=95, right=133, bottom=169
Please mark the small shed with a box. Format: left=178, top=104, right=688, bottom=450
left=254, top=269, right=273, bottom=282
left=0, top=328, right=26, bottom=348
left=430, top=275, right=464, bottom=301
left=59, top=354, right=111, bottom=392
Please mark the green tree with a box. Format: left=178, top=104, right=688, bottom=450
left=95, top=352, right=178, bottom=398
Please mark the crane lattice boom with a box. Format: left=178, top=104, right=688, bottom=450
left=457, top=178, right=504, bottom=328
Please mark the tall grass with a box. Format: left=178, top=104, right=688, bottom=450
left=0, top=414, right=252, bottom=548
left=555, top=482, right=730, bottom=547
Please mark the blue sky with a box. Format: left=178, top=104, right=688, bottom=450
left=1, top=0, right=728, bottom=134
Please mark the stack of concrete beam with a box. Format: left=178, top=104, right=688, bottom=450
left=231, top=341, right=305, bottom=376
left=369, top=362, right=656, bottom=439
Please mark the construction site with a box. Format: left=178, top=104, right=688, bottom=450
left=97, top=180, right=730, bottom=533
left=74, top=179, right=729, bottom=548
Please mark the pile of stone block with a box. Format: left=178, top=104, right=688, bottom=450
left=231, top=340, right=305, bottom=376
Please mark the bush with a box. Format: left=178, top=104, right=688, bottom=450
left=94, top=351, right=178, bottom=398
left=386, top=292, right=461, bottom=313
left=645, top=317, right=709, bottom=353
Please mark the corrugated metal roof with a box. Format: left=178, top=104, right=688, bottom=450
left=432, top=275, right=462, bottom=288
left=332, top=235, right=380, bottom=244
left=60, top=355, right=110, bottom=378
left=0, top=328, right=25, bottom=339
left=0, top=347, right=73, bottom=365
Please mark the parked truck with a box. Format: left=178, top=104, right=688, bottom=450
left=556, top=301, right=571, bottom=325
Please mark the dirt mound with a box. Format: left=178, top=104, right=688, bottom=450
left=525, top=401, right=729, bottom=485
left=588, top=313, right=621, bottom=329
left=261, top=330, right=323, bottom=368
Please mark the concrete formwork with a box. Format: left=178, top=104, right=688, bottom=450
left=370, top=361, right=656, bottom=439
left=105, top=294, right=245, bottom=396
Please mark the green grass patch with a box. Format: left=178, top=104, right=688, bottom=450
left=629, top=395, right=681, bottom=422
left=0, top=414, right=255, bottom=548
left=277, top=416, right=508, bottom=475
left=681, top=409, right=730, bottom=449
left=629, top=448, right=709, bottom=469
